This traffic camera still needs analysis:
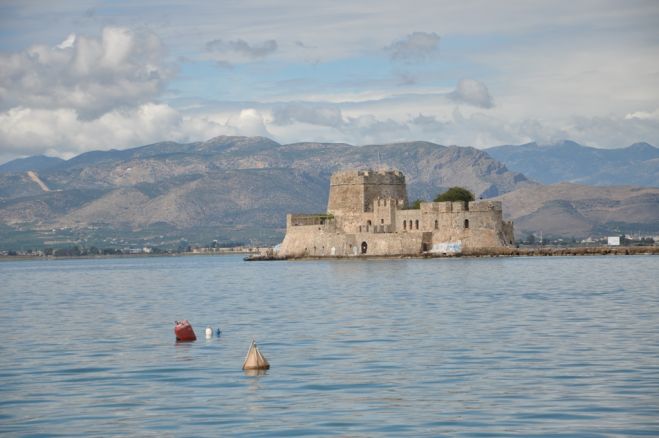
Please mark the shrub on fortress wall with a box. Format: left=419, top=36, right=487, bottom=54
left=434, top=187, right=475, bottom=203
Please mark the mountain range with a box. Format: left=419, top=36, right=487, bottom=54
left=0, top=136, right=657, bottom=249
left=495, top=183, right=659, bottom=238
left=486, top=140, right=659, bottom=187
left=0, top=155, right=65, bottom=174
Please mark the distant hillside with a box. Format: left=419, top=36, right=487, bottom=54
left=0, top=155, right=64, bottom=174
left=21, top=137, right=529, bottom=198
left=494, top=184, right=659, bottom=238
left=1, top=136, right=657, bottom=248
left=0, top=136, right=532, bottom=248
left=486, top=141, right=659, bottom=187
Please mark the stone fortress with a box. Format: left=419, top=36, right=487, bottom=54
left=277, top=169, right=515, bottom=258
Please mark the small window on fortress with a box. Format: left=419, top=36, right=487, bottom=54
left=367, top=220, right=372, bottom=226
left=403, top=220, right=407, bottom=230
left=434, top=220, right=438, bottom=230
left=464, top=219, right=469, bottom=229
left=380, top=219, right=384, bottom=224
left=415, top=220, right=419, bottom=230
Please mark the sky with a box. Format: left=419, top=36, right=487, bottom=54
left=1, top=0, right=659, bottom=163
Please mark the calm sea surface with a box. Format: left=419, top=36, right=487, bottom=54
left=1, top=255, right=658, bottom=437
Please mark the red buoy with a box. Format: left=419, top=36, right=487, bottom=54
left=174, top=320, right=197, bottom=342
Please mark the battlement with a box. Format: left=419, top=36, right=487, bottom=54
left=420, top=200, right=502, bottom=213
left=467, top=200, right=502, bottom=212
left=373, top=197, right=405, bottom=208
left=288, top=213, right=335, bottom=227
left=330, top=169, right=405, bottom=187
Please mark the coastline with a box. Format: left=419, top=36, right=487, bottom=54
left=2, top=246, right=656, bottom=262
left=245, top=245, right=659, bottom=261
left=0, top=249, right=259, bottom=262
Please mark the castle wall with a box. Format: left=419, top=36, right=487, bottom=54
left=278, top=226, right=429, bottom=257
left=361, top=172, right=407, bottom=212
left=278, top=222, right=352, bottom=257
left=396, top=209, right=422, bottom=232
left=372, top=198, right=397, bottom=228
left=353, top=232, right=429, bottom=256
left=326, top=171, right=366, bottom=216
left=418, top=201, right=512, bottom=248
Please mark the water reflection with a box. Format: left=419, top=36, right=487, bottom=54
left=243, top=369, right=268, bottom=377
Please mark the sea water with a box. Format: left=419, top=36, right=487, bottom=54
left=1, top=255, right=658, bottom=436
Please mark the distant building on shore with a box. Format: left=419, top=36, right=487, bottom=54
left=278, top=169, right=514, bottom=257
left=607, top=236, right=621, bottom=246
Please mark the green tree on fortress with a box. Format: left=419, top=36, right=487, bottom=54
left=434, top=187, right=475, bottom=203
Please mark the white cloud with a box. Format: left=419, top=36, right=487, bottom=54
left=270, top=98, right=659, bottom=149
left=569, top=113, right=659, bottom=148
left=271, top=103, right=344, bottom=127
left=625, top=109, right=659, bottom=121
left=449, top=79, right=494, bottom=108
left=204, top=38, right=278, bottom=64
left=0, top=27, right=171, bottom=118
left=0, top=104, right=231, bottom=159
left=1, top=1, right=658, bottom=162
left=228, top=109, right=272, bottom=137
left=385, top=32, right=440, bottom=62
left=408, top=113, right=446, bottom=133
left=517, top=119, right=569, bottom=145
left=2, top=96, right=658, bottom=163
left=56, top=33, right=76, bottom=49
left=7, top=1, right=657, bottom=64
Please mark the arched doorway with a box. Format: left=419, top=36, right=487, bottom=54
left=361, top=241, right=368, bottom=254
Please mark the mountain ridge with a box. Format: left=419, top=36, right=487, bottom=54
left=494, top=183, right=659, bottom=238
left=0, top=136, right=533, bottom=247
left=0, top=136, right=657, bottom=248
left=0, top=155, right=65, bottom=174
left=486, top=140, right=659, bottom=187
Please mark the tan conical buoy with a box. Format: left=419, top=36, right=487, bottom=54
left=242, top=339, right=270, bottom=370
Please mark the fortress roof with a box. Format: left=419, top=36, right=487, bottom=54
left=331, top=168, right=403, bottom=179
left=349, top=168, right=399, bottom=175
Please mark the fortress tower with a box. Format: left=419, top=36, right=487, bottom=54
left=327, top=169, right=408, bottom=215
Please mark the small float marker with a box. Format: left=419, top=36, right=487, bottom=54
left=242, top=339, right=270, bottom=370
left=205, top=326, right=213, bottom=339
left=174, top=320, right=197, bottom=342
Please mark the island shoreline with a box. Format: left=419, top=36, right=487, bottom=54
left=245, top=246, right=659, bottom=261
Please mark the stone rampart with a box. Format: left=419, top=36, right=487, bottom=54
left=278, top=228, right=429, bottom=257
left=467, top=200, right=502, bottom=212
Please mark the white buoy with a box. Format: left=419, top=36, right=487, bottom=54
left=205, top=326, right=213, bottom=339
